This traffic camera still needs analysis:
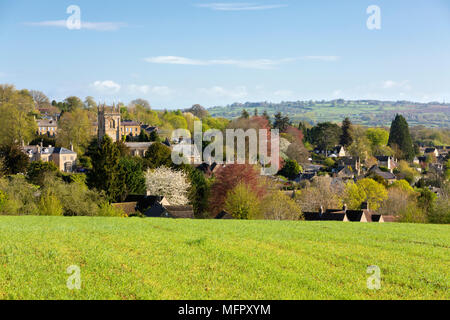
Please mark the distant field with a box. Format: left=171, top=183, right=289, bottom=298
left=0, top=217, right=449, bottom=300
left=208, top=102, right=450, bottom=127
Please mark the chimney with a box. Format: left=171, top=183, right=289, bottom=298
left=319, top=206, right=324, bottom=215
left=70, top=142, right=74, bottom=152
left=343, top=204, right=348, bottom=212
left=361, top=202, right=369, bottom=210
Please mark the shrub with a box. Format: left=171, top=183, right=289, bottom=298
left=224, top=183, right=261, bottom=220
left=278, top=159, right=301, bottom=180
left=38, top=189, right=63, bottom=216
left=97, top=202, right=126, bottom=217
left=0, top=175, right=39, bottom=215
left=261, top=191, right=303, bottom=220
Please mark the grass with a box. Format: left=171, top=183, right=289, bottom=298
left=0, top=216, right=449, bottom=300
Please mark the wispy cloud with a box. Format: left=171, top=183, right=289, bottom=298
left=195, top=2, right=287, bottom=11
left=144, top=55, right=338, bottom=69
left=301, top=56, right=340, bottom=62
left=91, top=80, right=121, bottom=94
left=24, top=20, right=126, bottom=31
left=198, top=86, right=248, bottom=99
left=127, top=84, right=172, bottom=96
left=381, top=80, right=411, bottom=91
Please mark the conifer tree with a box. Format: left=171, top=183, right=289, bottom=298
left=88, top=135, right=125, bottom=202
left=388, top=114, right=414, bottom=161
left=339, top=117, right=354, bottom=147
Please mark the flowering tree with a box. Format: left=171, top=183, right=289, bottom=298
left=145, top=166, right=190, bottom=205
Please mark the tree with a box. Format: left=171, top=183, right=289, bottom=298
left=388, top=114, right=414, bottom=161
left=84, top=96, right=97, bottom=110
left=366, top=128, right=389, bottom=147
left=286, top=142, right=309, bottom=164
left=279, top=159, right=301, bottom=180
left=308, top=122, right=342, bottom=154
left=339, top=118, right=353, bottom=147
left=143, top=142, right=172, bottom=169
left=149, top=130, right=161, bottom=142
left=64, top=96, right=84, bottom=112
left=262, top=110, right=271, bottom=126
left=118, top=157, right=146, bottom=201
left=185, top=104, right=209, bottom=119
left=209, top=164, right=267, bottom=216
left=57, top=108, right=92, bottom=154
left=0, top=143, right=30, bottom=175
left=240, top=109, right=250, bottom=119
left=261, top=191, right=302, bottom=220
left=224, top=183, right=261, bottom=220
left=38, top=189, right=63, bottom=216
left=145, top=166, right=190, bottom=205
left=0, top=85, right=37, bottom=145
left=188, top=168, right=211, bottom=218
left=296, top=176, right=343, bottom=212
left=30, top=90, right=50, bottom=109
left=27, top=161, right=58, bottom=186
left=344, top=178, right=388, bottom=211
left=130, top=99, right=151, bottom=109
left=396, top=160, right=418, bottom=184
left=273, top=112, right=290, bottom=132
left=88, top=135, right=125, bottom=202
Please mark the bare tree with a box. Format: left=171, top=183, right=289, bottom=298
left=30, top=90, right=50, bottom=109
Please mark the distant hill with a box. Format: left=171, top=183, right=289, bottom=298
left=208, top=100, right=450, bottom=127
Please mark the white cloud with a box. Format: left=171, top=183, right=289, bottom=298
left=302, top=56, right=340, bottom=62
left=195, top=3, right=287, bottom=11
left=127, top=84, right=172, bottom=96
left=381, top=80, right=411, bottom=91
left=25, top=20, right=126, bottom=31
left=198, top=86, right=248, bottom=99
left=144, top=55, right=337, bottom=69
left=91, top=80, right=121, bottom=94
left=273, top=90, right=294, bottom=98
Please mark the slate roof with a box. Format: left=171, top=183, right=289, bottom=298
left=144, top=203, right=194, bottom=219
left=368, top=165, right=396, bottom=180
left=121, top=120, right=140, bottom=126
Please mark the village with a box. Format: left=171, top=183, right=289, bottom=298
left=1, top=89, right=445, bottom=225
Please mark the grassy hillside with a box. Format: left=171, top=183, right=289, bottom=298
left=0, top=217, right=448, bottom=300
left=208, top=101, right=450, bottom=127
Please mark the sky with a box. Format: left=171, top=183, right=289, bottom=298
left=0, top=0, right=449, bottom=109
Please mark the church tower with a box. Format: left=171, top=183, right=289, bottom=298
left=98, top=103, right=121, bottom=142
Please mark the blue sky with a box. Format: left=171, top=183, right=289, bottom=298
left=0, top=0, right=449, bottom=108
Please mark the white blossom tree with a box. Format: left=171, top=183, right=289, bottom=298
left=145, top=166, right=190, bottom=205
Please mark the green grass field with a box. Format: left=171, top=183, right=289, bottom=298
left=0, top=216, right=449, bottom=300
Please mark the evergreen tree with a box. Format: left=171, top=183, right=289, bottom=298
left=262, top=110, right=271, bottom=126
left=149, top=130, right=161, bottom=142
left=188, top=167, right=211, bottom=218
left=143, top=142, right=172, bottom=169
left=0, top=143, right=30, bottom=175
left=241, top=109, right=250, bottom=119
left=388, top=114, right=414, bottom=161
left=273, top=112, right=290, bottom=132
left=88, top=135, right=125, bottom=202
left=339, top=117, right=354, bottom=147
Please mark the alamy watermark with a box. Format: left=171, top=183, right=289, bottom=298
left=171, top=121, right=280, bottom=176
left=366, top=265, right=381, bottom=290
left=367, top=5, right=381, bottom=30
left=66, top=5, right=81, bottom=30
left=66, top=265, right=81, bottom=290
